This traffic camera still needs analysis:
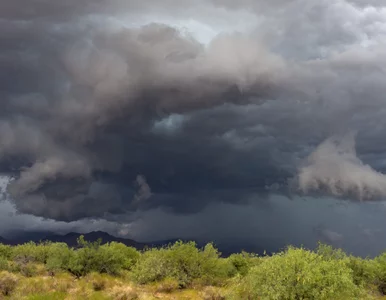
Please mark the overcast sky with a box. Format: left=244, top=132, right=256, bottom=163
left=1, top=0, right=386, bottom=256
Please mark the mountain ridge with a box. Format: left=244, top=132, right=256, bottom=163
left=0, top=231, right=274, bottom=256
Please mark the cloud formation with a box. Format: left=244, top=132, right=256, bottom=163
left=297, top=133, right=386, bottom=200
left=1, top=0, right=386, bottom=255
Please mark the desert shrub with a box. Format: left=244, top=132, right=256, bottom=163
left=67, top=247, right=98, bottom=277
left=227, top=251, right=262, bottom=278
left=166, top=241, right=203, bottom=284
left=373, top=251, right=386, bottom=294
left=316, top=242, right=347, bottom=261
left=66, top=236, right=107, bottom=277
left=0, top=271, right=18, bottom=296
left=199, top=244, right=234, bottom=286
left=131, top=247, right=171, bottom=284
left=96, top=242, right=140, bottom=275
left=227, top=253, right=251, bottom=276
left=101, top=242, right=140, bottom=271
left=45, top=243, right=73, bottom=274
left=0, top=244, right=12, bottom=260
left=8, top=259, right=38, bottom=277
left=20, top=263, right=38, bottom=277
left=132, top=241, right=232, bottom=287
left=347, top=256, right=378, bottom=288
left=12, top=242, right=52, bottom=264
left=231, top=247, right=364, bottom=300
left=0, top=257, right=9, bottom=271
left=12, top=242, right=37, bottom=263
left=65, top=236, right=136, bottom=277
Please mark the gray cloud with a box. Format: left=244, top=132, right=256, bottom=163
left=296, top=133, right=386, bottom=200
left=1, top=0, right=386, bottom=255
left=133, top=175, right=152, bottom=205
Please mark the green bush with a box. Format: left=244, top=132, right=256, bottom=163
left=12, top=242, right=52, bottom=264
left=98, top=242, right=140, bottom=274
left=0, top=244, right=12, bottom=260
left=20, top=263, right=38, bottom=277
left=0, top=257, right=9, bottom=271
left=316, top=243, right=347, bottom=261
left=347, top=256, right=378, bottom=288
left=227, top=251, right=260, bottom=276
left=67, top=239, right=101, bottom=277
left=231, top=247, right=364, bottom=300
left=63, top=236, right=139, bottom=277
left=131, top=247, right=171, bottom=284
left=45, top=243, right=73, bottom=274
left=373, top=251, right=386, bottom=294
left=199, top=243, right=234, bottom=285
left=0, top=236, right=384, bottom=298
left=132, top=241, right=232, bottom=287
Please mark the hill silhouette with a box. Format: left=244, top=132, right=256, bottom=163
left=0, top=231, right=276, bottom=256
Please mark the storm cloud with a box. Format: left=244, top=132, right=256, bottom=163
left=1, top=0, right=386, bottom=253
left=297, top=133, right=386, bottom=200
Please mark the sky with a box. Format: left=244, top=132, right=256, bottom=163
left=1, top=0, right=386, bottom=256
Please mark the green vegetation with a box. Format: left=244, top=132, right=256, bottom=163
left=0, top=237, right=386, bottom=299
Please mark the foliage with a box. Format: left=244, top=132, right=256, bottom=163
left=0, top=244, right=12, bottom=260
left=316, top=242, right=347, bottom=261
left=347, top=255, right=378, bottom=288
left=373, top=251, right=386, bottom=294
left=64, top=237, right=140, bottom=277
left=45, top=243, right=73, bottom=274
left=0, top=257, right=9, bottom=271
left=227, top=251, right=260, bottom=276
left=1, top=239, right=386, bottom=298
left=131, top=241, right=232, bottom=287
left=231, top=247, right=364, bottom=300
left=12, top=242, right=52, bottom=264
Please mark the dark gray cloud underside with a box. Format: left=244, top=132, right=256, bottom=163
left=1, top=0, right=386, bottom=227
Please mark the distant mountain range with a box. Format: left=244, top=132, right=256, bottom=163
left=0, top=236, right=10, bottom=244
left=0, top=231, right=151, bottom=249
left=0, top=231, right=276, bottom=256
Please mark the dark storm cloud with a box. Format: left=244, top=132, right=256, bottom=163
left=1, top=0, right=386, bottom=224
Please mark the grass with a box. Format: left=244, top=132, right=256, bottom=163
left=0, top=268, right=214, bottom=300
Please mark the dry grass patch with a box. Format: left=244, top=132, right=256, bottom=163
left=107, top=285, right=139, bottom=300
left=0, top=271, right=18, bottom=296
left=199, top=286, right=226, bottom=300
left=153, top=278, right=180, bottom=294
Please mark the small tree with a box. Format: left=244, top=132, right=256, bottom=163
left=45, top=243, right=73, bottom=274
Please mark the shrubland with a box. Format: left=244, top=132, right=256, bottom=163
left=0, top=237, right=385, bottom=299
